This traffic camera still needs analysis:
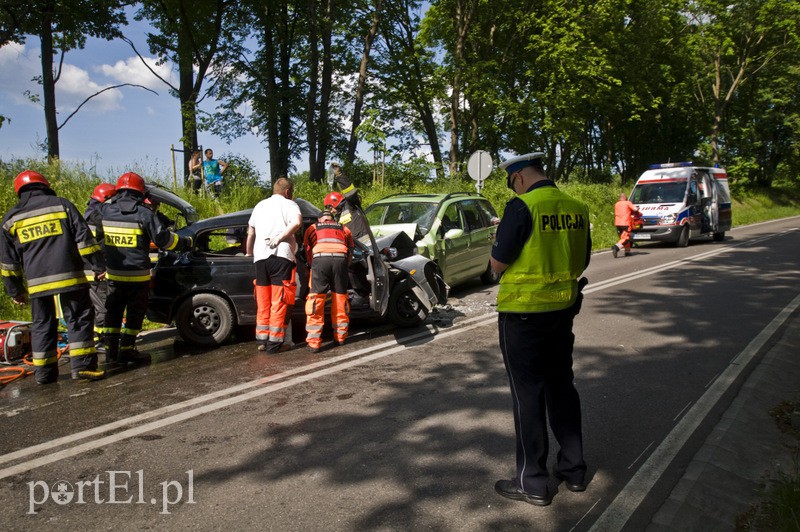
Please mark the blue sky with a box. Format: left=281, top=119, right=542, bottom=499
left=0, top=17, right=270, bottom=182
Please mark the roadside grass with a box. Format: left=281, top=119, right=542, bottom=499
left=736, top=400, right=800, bottom=531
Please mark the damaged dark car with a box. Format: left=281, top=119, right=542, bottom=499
left=146, top=195, right=448, bottom=347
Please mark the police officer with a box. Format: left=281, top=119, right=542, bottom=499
left=303, top=193, right=354, bottom=352
left=491, top=153, right=591, bottom=506
left=84, top=183, right=116, bottom=355
left=101, top=172, right=192, bottom=365
left=1, top=170, right=105, bottom=383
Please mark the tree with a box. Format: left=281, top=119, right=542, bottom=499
left=0, top=0, right=126, bottom=161
left=135, top=0, right=246, bottom=185
left=687, top=0, right=800, bottom=166
left=372, top=0, right=447, bottom=180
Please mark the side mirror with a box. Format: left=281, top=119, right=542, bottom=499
left=444, top=228, right=464, bottom=239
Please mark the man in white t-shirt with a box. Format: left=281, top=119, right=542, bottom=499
left=246, top=177, right=303, bottom=352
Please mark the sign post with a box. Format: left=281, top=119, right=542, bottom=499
left=467, top=150, right=493, bottom=193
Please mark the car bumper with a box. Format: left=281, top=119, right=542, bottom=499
left=631, top=225, right=683, bottom=243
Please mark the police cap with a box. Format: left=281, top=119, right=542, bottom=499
left=498, top=152, right=545, bottom=176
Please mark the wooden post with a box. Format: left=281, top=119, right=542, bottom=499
left=170, top=144, right=177, bottom=190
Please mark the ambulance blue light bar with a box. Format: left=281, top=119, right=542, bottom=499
left=648, top=162, right=694, bottom=169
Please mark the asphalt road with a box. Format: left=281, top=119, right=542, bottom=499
left=1, top=216, right=799, bottom=531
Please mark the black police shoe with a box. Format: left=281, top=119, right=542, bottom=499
left=553, top=470, right=587, bottom=492
left=494, top=479, right=551, bottom=506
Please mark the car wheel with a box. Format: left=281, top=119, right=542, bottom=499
left=480, top=262, right=500, bottom=285
left=712, top=231, right=725, bottom=242
left=175, top=293, right=235, bottom=347
left=676, top=225, right=689, bottom=247
left=387, top=280, right=428, bottom=328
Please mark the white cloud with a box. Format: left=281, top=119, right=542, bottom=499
left=99, top=56, right=178, bottom=91
left=0, top=43, right=41, bottom=106
left=57, top=63, right=123, bottom=112
left=0, top=42, right=124, bottom=114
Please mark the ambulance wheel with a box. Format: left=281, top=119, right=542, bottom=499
left=713, top=231, right=725, bottom=242
left=676, top=226, right=689, bottom=247
left=388, top=281, right=427, bottom=328
left=175, top=293, right=234, bottom=347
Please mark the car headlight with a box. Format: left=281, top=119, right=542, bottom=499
left=659, top=213, right=677, bottom=225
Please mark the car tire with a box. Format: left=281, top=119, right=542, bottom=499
left=175, top=293, right=235, bottom=347
left=676, top=225, right=689, bottom=247
left=712, top=231, right=725, bottom=242
left=387, top=280, right=428, bottom=328
left=480, top=262, right=500, bottom=285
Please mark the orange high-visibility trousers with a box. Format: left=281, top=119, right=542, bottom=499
left=615, top=225, right=632, bottom=253
left=254, top=256, right=297, bottom=348
left=304, top=255, right=350, bottom=349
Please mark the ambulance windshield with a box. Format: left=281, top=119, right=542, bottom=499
left=630, top=182, right=687, bottom=204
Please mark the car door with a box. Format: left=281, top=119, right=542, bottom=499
left=194, top=225, right=257, bottom=323
left=461, top=199, right=496, bottom=278
left=435, top=202, right=472, bottom=285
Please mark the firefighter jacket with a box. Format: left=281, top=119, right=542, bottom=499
left=334, top=172, right=370, bottom=241
left=497, top=186, right=590, bottom=313
left=303, top=218, right=354, bottom=266
left=101, top=190, right=191, bottom=283
left=83, top=199, right=108, bottom=274
left=1, top=187, right=104, bottom=299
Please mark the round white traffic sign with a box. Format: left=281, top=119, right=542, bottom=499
left=467, top=150, right=493, bottom=182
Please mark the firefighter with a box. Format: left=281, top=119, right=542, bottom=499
left=612, top=192, right=640, bottom=258
left=303, top=192, right=354, bottom=353
left=83, top=183, right=116, bottom=355
left=0, top=170, right=105, bottom=383
left=330, top=162, right=370, bottom=241
left=101, top=172, right=192, bottom=365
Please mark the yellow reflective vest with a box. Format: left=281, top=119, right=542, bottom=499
left=497, top=186, right=590, bottom=313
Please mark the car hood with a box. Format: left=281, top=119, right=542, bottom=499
left=145, top=184, right=199, bottom=225
left=371, top=223, right=418, bottom=240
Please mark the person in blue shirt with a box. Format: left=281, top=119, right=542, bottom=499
left=202, top=149, right=228, bottom=197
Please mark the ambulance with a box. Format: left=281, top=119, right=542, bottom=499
left=629, top=162, right=732, bottom=246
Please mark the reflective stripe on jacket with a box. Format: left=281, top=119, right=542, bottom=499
left=497, top=187, right=590, bottom=313
left=101, top=190, right=186, bottom=282
left=0, top=189, right=103, bottom=298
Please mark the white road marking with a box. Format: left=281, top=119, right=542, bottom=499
left=589, top=292, right=800, bottom=531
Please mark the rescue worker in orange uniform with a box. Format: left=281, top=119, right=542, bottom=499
left=246, top=177, right=303, bottom=353
left=1, top=171, right=106, bottom=383
left=101, top=172, right=192, bottom=365
left=83, top=183, right=116, bottom=355
left=303, top=192, right=354, bottom=353
left=612, top=193, right=640, bottom=258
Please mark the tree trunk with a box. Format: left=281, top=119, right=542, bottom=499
left=306, top=0, right=320, bottom=182
left=40, top=14, right=59, bottom=161
left=315, top=0, right=333, bottom=181
left=448, top=0, right=474, bottom=177
left=346, top=0, right=383, bottom=165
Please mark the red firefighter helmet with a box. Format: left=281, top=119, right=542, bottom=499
left=324, top=191, right=344, bottom=210
left=91, top=183, right=116, bottom=203
left=14, top=170, right=50, bottom=195
left=116, top=172, right=146, bottom=193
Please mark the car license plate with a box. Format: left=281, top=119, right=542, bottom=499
left=632, top=233, right=651, bottom=240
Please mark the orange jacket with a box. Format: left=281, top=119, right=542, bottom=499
left=303, top=219, right=353, bottom=265
left=614, top=200, right=637, bottom=227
